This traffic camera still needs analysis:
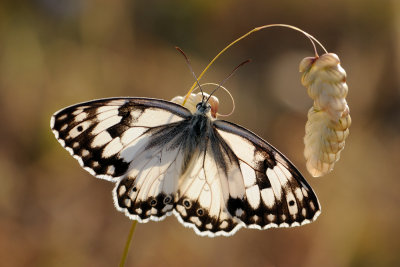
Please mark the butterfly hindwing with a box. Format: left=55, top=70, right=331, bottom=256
left=214, top=120, right=321, bottom=229
left=114, top=135, right=186, bottom=222
left=174, top=143, right=242, bottom=237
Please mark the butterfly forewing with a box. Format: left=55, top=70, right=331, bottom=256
left=51, top=98, right=193, bottom=222
left=51, top=97, right=191, bottom=181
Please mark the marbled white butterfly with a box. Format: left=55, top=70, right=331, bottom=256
left=50, top=94, right=320, bottom=237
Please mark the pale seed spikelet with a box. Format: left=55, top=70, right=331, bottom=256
left=171, top=92, right=219, bottom=118
left=171, top=93, right=201, bottom=114
left=300, top=53, right=351, bottom=177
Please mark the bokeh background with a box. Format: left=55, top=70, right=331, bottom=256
left=1, top=0, right=399, bottom=266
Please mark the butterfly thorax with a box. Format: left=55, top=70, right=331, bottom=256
left=144, top=105, right=214, bottom=176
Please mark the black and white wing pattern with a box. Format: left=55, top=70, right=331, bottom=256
left=51, top=97, right=320, bottom=237
left=213, top=120, right=320, bottom=231
left=172, top=119, right=320, bottom=237
left=51, top=98, right=192, bottom=222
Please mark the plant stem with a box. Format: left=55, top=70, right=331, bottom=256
left=119, top=221, right=138, bottom=267
left=182, top=24, right=328, bottom=105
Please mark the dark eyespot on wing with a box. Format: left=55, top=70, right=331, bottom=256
left=116, top=177, right=174, bottom=220
left=175, top=198, right=240, bottom=235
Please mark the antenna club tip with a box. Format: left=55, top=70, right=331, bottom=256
left=239, top=59, right=252, bottom=67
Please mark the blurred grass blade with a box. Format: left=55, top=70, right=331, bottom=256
left=119, top=221, right=138, bottom=267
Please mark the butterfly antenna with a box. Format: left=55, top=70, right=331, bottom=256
left=206, top=59, right=251, bottom=103
left=175, top=47, right=205, bottom=101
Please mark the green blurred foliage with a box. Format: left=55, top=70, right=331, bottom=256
left=0, top=0, right=399, bottom=266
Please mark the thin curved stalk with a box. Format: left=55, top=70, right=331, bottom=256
left=183, top=24, right=328, bottom=105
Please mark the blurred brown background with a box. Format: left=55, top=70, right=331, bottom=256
left=1, top=0, right=399, bottom=266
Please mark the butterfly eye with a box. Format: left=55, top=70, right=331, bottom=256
left=195, top=102, right=211, bottom=114
left=183, top=199, right=192, bottom=208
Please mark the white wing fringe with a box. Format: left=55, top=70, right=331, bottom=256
left=300, top=53, right=351, bottom=177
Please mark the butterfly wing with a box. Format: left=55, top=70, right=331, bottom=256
left=213, top=120, right=321, bottom=231
left=114, top=115, right=206, bottom=222
left=173, top=141, right=243, bottom=237
left=114, top=123, right=189, bottom=222
left=51, top=97, right=191, bottom=180
left=51, top=97, right=192, bottom=221
left=173, top=118, right=320, bottom=237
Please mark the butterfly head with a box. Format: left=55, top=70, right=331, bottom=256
left=195, top=94, right=219, bottom=118
left=171, top=92, right=219, bottom=118
left=196, top=101, right=211, bottom=115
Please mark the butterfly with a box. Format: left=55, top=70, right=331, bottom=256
left=50, top=93, right=321, bottom=237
